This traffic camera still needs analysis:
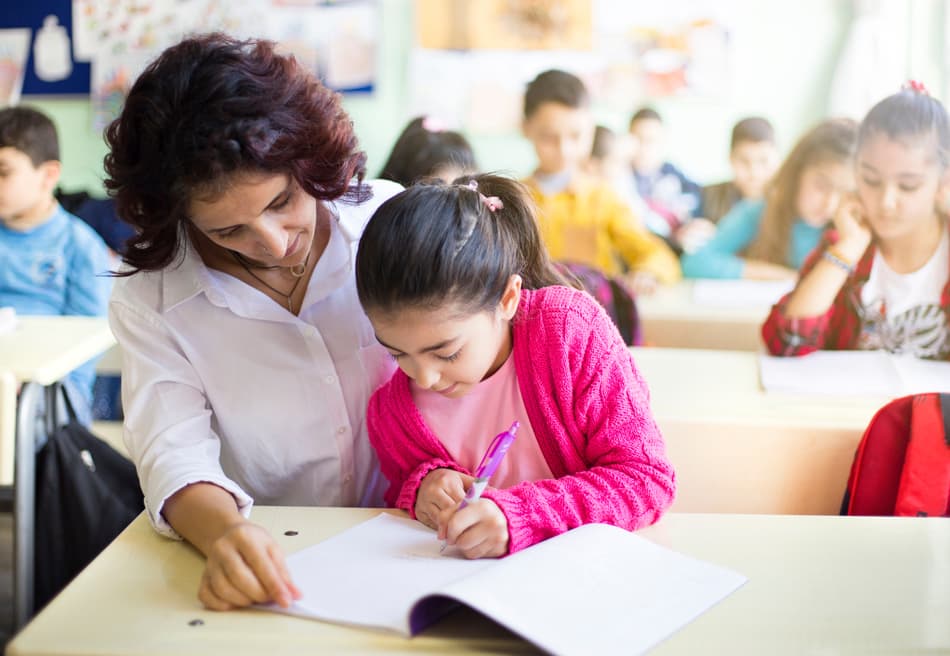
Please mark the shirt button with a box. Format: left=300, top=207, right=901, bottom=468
left=344, top=474, right=352, bottom=483
left=207, top=291, right=224, bottom=305
left=305, top=326, right=319, bottom=337
left=324, top=375, right=336, bottom=384
left=337, top=426, right=347, bottom=434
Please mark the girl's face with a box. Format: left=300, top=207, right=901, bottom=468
left=796, top=160, right=854, bottom=228
left=855, top=132, right=947, bottom=241
left=188, top=172, right=317, bottom=269
left=368, top=276, right=522, bottom=399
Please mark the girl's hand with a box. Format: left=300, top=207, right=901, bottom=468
left=832, top=193, right=872, bottom=257
left=675, top=217, right=716, bottom=254
left=440, top=499, right=510, bottom=559
left=415, top=468, right=475, bottom=531
left=198, top=521, right=302, bottom=611
left=626, top=271, right=659, bottom=296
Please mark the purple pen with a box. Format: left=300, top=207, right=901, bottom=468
left=441, top=421, right=519, bottom=552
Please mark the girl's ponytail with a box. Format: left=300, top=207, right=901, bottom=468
left=355, top=173, right=567, bottom=317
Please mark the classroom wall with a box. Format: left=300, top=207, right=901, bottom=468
left=25, top=0, right=945, bottom=197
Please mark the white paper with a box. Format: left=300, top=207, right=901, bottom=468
left=692, top=279, right=794, bottom=307
left=264, top=514, right=747, bottom=656
left=0, top=307, right=16, bottom=335
left=758, top=350, right=950, bottom=397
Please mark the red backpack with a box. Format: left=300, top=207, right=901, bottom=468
left=841, top=393, right=950, bottom=517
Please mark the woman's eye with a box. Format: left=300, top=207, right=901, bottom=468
left=271, top=192, right=293, bottom=210
left=862, top=178, right=881, bottom=187
left=899, top=185, right=921, bottom=193
left=218, top=227, right=242, bottom=238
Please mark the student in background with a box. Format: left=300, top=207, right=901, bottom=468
left=681, top=118, right=858, bottom=280
left=763, top=84, right=950, bottom=360
left=104, top=34, right=402, bottom=611
left=0, top=106, right=111, bottom=423
left=520, top=70, right=680, bottom=295
left=356, top=174, right=675, bottom=558
left=378, top=116, right=477, bottom=187
left=628, top=107, right=703, bottom=240
left=701, top=116, right=780, bottom=224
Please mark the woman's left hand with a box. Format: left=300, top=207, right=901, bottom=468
left=440, top=499, right=509, bottom=559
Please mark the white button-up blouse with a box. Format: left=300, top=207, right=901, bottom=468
left=109, top=180, right=401, bottom=538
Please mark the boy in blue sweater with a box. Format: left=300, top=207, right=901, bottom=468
left=0, top=106, right=112, bottom=421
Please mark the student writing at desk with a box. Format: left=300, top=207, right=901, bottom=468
left=355, top=175, right=675, bottom=558
left=763, top=84, right=950, bottom=359
left=103, top=34, right=400, bottom=611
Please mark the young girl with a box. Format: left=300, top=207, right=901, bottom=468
left=355, top=174, right=675, bottom=558
left=681, top=118, right=858, bottom=280
left=762, top=85, right=950, bottom=360
left=378, top=116, right=477, bottom=187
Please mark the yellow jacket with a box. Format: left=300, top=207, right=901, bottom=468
left=523, top=176, right=682, bottom=283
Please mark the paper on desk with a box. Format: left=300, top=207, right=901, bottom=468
left=263, top=513, right=747, bottom=656
left=692, top=279, right=794, bottom=307
left=0, top=307, right=15, bottom=335
left=758, top=350, right=950, bottom=397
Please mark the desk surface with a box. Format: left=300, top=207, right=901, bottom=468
left=8, top=508, right=949, bottom=655
left=0, top=316, right=116, bottom=385
left=637, top=280, right=774, bottom=351
left=630, top=346, right=886, bottom=429
left=630, top=347, right=887, bottom=514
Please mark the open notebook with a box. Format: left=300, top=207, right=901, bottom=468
left=759, top=350, right=950, bottom=397
left=262, top=514, right=746, bottom=656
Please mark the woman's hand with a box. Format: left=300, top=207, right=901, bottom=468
left=832, top=193, right=872, bottom=259
left=198, top=520, right=302, bottom=611
left=440, top=499, right=509, bottom=559
left=415, top=468, right=474, bottom=531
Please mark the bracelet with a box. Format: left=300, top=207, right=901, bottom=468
left=821, top=247, right=855, bottom=275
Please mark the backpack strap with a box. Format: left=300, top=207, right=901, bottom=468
left=894, top=393, right=950, bottom=517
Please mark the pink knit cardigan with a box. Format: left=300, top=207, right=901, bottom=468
left=366, top=285, right=676, bottom=553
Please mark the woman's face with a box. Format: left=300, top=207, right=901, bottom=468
left=187, top=172, right=317, bottom=268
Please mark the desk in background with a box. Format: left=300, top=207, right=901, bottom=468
left=630, top=347, right=887, bottom=515
left=0, top=316, right=117, bottom=629
left=8, top=507, right=949, bottom=655
left=637, top=279, right=791, bottom=351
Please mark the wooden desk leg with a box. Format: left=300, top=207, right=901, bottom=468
left=14, top=381, right=42, bottom=630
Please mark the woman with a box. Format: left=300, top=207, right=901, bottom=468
left=104, top=34, right=398, bottom=610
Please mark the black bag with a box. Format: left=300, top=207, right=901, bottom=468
left=34, top=387, right=144, bottom=612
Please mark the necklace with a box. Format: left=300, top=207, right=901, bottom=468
left=231, top=249, right=311, bottom=313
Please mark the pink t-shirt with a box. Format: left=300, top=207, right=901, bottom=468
left=410, top=354, right=553, bottom=489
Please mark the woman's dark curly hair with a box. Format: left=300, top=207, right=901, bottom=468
left=104, top=32, right=368, bottom=273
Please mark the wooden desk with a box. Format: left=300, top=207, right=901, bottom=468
left=0, top=316, right=117, bottom=630
left=630, top=347, right=888, bottom=515
left=637, top=280, right=776, bottom=351
left=8, top=508, right=949, bottom=655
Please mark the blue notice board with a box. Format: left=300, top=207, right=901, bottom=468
left=0, top=0, right=90, bottom=96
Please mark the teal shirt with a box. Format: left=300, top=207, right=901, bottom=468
left=681, top=199, right=825, bottom=279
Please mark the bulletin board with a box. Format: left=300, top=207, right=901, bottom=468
left=0, top=0, right=379, bottom=131
left=0, top=0, right=91, bottom=96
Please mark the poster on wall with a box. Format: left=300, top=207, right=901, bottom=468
left=3, top=0, right=378, bottom=129
left=0, top=29, right=30, bottom=106
left=409, top=0, right=732, bottom=135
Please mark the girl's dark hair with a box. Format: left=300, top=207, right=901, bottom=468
left=858, top=87, right=950, bottom=167
left=356, top=173, right=568, bottom=317
left=104, top=32, right=368, bottom=273
left=378, top=116, right=477, bottom=187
